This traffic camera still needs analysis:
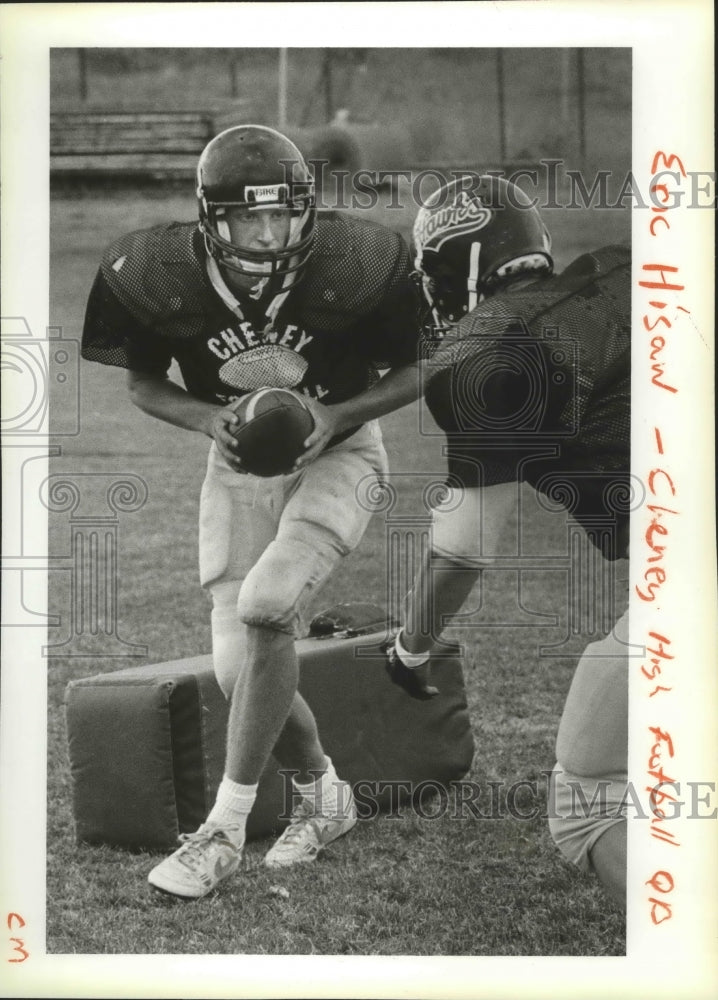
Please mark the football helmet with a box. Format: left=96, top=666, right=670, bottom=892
left=412, top=175, right=553, bottom=324
left=196, top=125, right=316, bottom=294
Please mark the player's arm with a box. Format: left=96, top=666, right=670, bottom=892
left=335, top=360, right=424, bottom=423
left=82, top=268, right=244, bottom=471
left=296, top=360, right=423, bottom=467
left=127, top=370, right=244, bottom=472
left=296, top=239, right=425, bottom=467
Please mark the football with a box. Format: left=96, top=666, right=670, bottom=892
left=227, top=387, right=315, bottom=477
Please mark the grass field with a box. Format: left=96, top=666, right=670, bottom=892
left=45, top=178, right=630, bottom=957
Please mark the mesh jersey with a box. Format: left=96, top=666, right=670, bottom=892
left=424, top=245, right=631, bottom=559
left=82, top=212, right=420, bottom=408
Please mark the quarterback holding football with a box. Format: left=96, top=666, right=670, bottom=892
left=82, top=125, right=423, bottom=898
left=385, top=174, right=631, bottom=905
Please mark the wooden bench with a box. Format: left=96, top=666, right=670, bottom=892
left=51, top=109, right=536, bottom=187
left=51, top=106, right=250, bottom=179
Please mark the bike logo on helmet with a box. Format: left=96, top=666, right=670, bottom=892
left=245, top=183, right=289, bottom=204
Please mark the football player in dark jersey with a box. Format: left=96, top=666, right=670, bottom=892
left=384, top=175, right=630, bottom=905
left=82, top=125, right=424, bottom=899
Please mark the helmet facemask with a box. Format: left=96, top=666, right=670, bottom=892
left=414, top=244, right=485, bottom=328
left=199, top=183, right=315, bottom=296
left=410, top=268, right=454, bottom=347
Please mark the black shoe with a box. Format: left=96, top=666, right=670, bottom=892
left=383, top=639, right=439, bottom=701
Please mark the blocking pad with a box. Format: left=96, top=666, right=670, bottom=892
left=65, top=631, right=474, bottom=850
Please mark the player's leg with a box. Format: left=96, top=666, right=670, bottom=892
left=388, top=482, right=518, bottom=697
left=587, top=823, right=626, bottom=906
left=554, top=611, right=628, bottom=776
left=548, top=765, right=627, bottom=907
left=387, top=550, right=479, bottom=699
left=201, top=436, right=353, bottom=811
left=271, top=692, right=326, bottom=783
left=147, top=444, right=284, bottom=897
left=245, top=423, right=387, bottom=866
left=202, top=445, right=334, bottom=827
left=212, top=585, right=325, bottom=779
left=222, top=624, right=301, bottom=781
left=150, top=445, right=318, bottom=895
left=149, top=425, right=384, bottom=892
left=227, top=538, right=358, bottom=869
left=401, top=552, right=481, bottom=655
left=394, top=345, right=529, bottom=691
left=548, top=611, right=629, bottom=906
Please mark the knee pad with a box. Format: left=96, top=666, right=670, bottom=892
left=236, top=535, right=335, bottom=634
left=209, top=581, right=246, bottom=699
left=431, top=482, right=516, bottom=567
left=431, top=494, right=495, bottom=569
left=431, top=540, right=491, bottom=570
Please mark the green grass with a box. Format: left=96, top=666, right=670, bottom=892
left=46, top=178, right=629, bottom=957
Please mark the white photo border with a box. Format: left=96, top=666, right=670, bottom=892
left=1, top=2, right=715, bottom=998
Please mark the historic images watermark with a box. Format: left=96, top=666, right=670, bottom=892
left=286, top=158, right=716, bottom=213
left=276, top=771, right=718, bottom=823
left=1, top=316, right=149, bottom=657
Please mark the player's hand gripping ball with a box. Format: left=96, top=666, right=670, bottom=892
left=228, top=388, right=315, bottom=477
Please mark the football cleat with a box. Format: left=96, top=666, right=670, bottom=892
left=383, top=638, right=440, bottom=701
left=264, top=787, right=357, bottom=868
left=147, top=824, right=243, bottom=899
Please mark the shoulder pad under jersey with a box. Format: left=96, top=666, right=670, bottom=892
left=427, top=243, right=631, bottom=377
left=456, top=243, right=630, bottom=333
left=100, top=223, right=210, bottom=334
left=558, top=244, right=631, bottom=286
left=301, top=212, right=410, bottom=317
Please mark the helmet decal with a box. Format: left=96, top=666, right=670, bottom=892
left=412, top=175, right=554, bottom=324
left=414, top=189, right=492, bottom=252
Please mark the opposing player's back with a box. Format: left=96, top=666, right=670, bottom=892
left=427, top=244, right=630, bottom=386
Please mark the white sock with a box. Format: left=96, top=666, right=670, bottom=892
left=293, top=756, right=351, bottom=819
left=394, top=629, right=430, bottom=669
left=205, top=776, right=257, bottom=845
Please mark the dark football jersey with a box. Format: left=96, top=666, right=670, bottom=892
left=82, top=212, right=421, bottom=409
left=424, top=245, right=631, bottom=559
